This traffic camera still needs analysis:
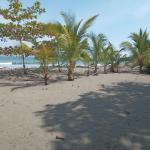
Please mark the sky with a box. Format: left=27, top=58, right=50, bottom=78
left=0, top=0, right=150, bottom=48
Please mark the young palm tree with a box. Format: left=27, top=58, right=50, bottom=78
left=100, top=46, right=111, bottom=74
left=89, top=33, right=107, bottom=74
left=121, top=29, right=150, bottom=73
left=102, top=42, right=116, bottom=72
left=34, top=43, right=55, bottom=85
left=56, top=12, right=98, bottom=80
left=80, top=51, right=91, bottom=76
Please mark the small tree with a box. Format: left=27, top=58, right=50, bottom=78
left=89, top=33, right=107, bottom=74
left=80, top=51, right=91, bottom=76
left=100, top=46, right=111, bottom=74
left=34, top=43, right=55, bottom=85
left=121, top=29, right=150, bottom=73
left=0, top=0, right=45, bottom=74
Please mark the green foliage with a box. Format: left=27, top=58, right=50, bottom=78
left=121, top=29, right=150, bottom=73
left=89, top=33, right=107, bottom=64
left=34, top=43, right=56, bottom=85
left=0, top=0, right=45, bottom=74
left=80, top=51, right=91, bottom=64
left=35, top=43, right=55, bottom=66
left=14, top=42, right=32, bottom=56
left=56, top=11, right=98, bottom=80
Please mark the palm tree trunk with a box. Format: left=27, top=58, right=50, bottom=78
left=87, top=63, right=90, bottom=76
left=116, top=64, right=119, bottom=73
left=139, top=65, right=143, bottom=73
left=111, top=63, right=115, bottom=73
left=44, top=65, right=49, bottom=85
left=104, top=64, right=107, bottom=74
left=19, top=38, right=27, bottom=74
left=68, top=61, right=75, bottom=81
left=94, top=63, right=97, bottom=75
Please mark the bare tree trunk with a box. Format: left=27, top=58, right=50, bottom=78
left=58, top=61, right=62, bottom=72
left=19, top=39, right=27, bottom=75
left=22, top=54, right=27, bottom=74
left=68, top=61, right=75, bottom=81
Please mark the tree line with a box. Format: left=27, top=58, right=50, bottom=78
left=0, top=0, right=150, bottom=85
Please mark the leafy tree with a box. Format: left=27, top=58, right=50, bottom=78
left=0, top=0, right=45, bottom=74
left=55, top=12, right=98, bottom=80
left=121, top=29, right=150, bottom=73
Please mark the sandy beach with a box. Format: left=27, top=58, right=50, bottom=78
left=0, top=71, right=150, bottom=150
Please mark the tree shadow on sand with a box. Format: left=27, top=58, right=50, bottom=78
left=35, top=82, right=150, bottom=150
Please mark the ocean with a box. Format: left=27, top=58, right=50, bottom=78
left=0, top=55, right=88, bottom=69
left=0, top=55, right=40, bottom=69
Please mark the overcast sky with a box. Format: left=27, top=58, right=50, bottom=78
left=0, top=0, right=150, bottom=48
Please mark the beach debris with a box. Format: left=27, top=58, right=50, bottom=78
left=56, top=135, right=65, bottom=141
left=101, top=84, right=105, bottom=88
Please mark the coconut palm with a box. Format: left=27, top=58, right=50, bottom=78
left=80, top=50, right=91, bottom=76
left=89, top=33, right=107, bottom=74
left=106, top=42, right=117, bottom=73
left=56, top=12, right=98, bottom=80
left=121, top=29, right=150, bottom=73
left=100, top=45, right=111, bottom=73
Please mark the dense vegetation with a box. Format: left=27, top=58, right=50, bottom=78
left=0, top=0, right=150, bottom=85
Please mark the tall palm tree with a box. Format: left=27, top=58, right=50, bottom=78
left=56, top=12, right=98, bottom=80
left=121, top=29, right=150, bottom=73
left=89, top=33, right=107, bottom=74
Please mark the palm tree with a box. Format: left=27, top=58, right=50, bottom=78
left=56, top=12, right=98, bottom=80
left=121, top=29, right=150, bottom=73
left=100, top=45, right=111, bottom=73
left=34, top=43, right=55, bottom=85
left=80, top=51, right=91, bottom=76
left=89, top=33, right=107, bottom=74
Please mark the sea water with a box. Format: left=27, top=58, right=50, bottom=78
left=0, top=55, right=89, bottom=69
left=0, top=55, right=40, bottom=69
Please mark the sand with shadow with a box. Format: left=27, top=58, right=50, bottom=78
left=0, top=73, right=150, bottom=150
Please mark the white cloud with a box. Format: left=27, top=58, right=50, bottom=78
left=0, top=16, right=10, bottom=23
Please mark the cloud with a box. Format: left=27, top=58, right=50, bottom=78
left=0, top=16, right=10, bottom=23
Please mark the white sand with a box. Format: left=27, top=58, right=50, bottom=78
left=0, top=73, right=150, bottom=150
